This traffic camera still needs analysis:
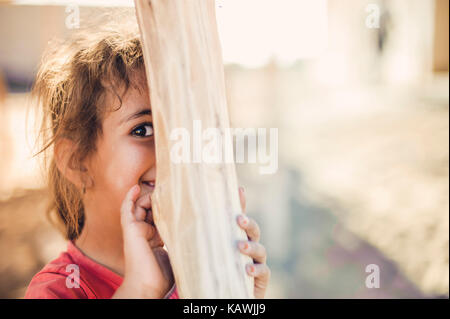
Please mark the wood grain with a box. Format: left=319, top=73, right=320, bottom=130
left=134, top=0, right=254, bottom=298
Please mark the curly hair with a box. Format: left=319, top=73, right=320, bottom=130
left=33, top=18, right=146, bottom=240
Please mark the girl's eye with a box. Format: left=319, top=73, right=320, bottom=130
left=131, top=123, right=154, bottom=137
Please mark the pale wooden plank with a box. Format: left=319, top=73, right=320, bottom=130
left=134, top=0, right=254, bottom=298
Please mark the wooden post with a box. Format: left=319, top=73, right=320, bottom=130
left=134, top=0, right=254, bottom=298
left=433, top=0, right=449, bottom=72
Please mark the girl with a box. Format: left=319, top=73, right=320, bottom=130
left=25, top=21, right=270, bottom=299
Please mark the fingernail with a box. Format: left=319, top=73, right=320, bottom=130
left=240, top=186, right=245, bottom=194
left=239, top=241, right=249, bottom=251
left=248, top=265, right=255, bottom=273
left=240, top=215, right=248, bottom=226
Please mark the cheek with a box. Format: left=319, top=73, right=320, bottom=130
left=106, top=140, right=155, bottom=191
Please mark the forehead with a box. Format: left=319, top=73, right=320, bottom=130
left=101, top=72, right=151, bottom=123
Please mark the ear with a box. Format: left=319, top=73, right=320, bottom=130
left=54, top=138, right=86, bottom=189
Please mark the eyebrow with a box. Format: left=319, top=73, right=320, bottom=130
left=121, top=109, right=152, bottom=124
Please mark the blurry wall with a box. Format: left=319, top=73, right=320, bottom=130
left=0, top=5, right=67, bottom=90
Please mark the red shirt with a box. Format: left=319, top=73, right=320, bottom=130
left=24, top=241, right=178, bottom=299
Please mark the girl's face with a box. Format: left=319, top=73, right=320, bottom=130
left=82, top=73, right=155, bottom=241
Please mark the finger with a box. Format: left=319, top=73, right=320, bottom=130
left=136, top=191, right=152, bottom=211
left=153, top=247, right=175, bottom=286
left=236, top=215, right=260, bottom=242
left=239, top=186, right=246, bottom=213
left=120, top=185, right=140, bottom=225
left=246, top=263, right=271, bottom=298
left=149, top=227, right=164, bottom=248
left=238, top=241, right=266, bottom=264
left=145, top=208, right=154, bottom=225
left=135, top=206, right=147, bottom=222
left=245, top=263, right=270, bottom=280
left=142, top=222, right=156, bottom=241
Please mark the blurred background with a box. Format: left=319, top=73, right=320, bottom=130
left=0, top=0, right=448, bottom=298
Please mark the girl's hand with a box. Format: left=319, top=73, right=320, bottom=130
left=113, top=184, right=173, bottom=299
left=114, top=184, right=270, bottom=299
left=236, top=187, right=271, bottom=299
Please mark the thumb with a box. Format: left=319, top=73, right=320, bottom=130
left=120, top=184, right=141, bottom=229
